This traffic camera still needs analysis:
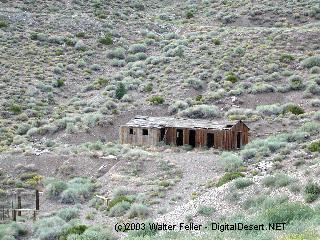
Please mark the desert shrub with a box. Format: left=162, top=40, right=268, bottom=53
left=168, top=100, right=188, bottom=114
left=108, top=195, right=134, bottom=210
left=310, top=66, right=320, bottom=74
left=60, top=224, right=88, bottom=239
left=251, top=83, right=276, bottom=94
left=54, top=79, right=65, bottom=87
left=305, top=82, right=320, bottom=96
left=9, top=104, right=22, bottom=114
left=304, top=182, right=320, bottom=203
left=302, top=56, right=320, bottom=68
left=216, top=172, right=244, bottom=187
left=280, top=54, right=294, bottom=63
left=79, top=226, right=116, bottom=240
left=299, top=122, right=320, bottom=135
left=34, top=216, right=69, bottom=240
left=262, top=174, right=292, bottom=188
left=308, top=140, right=320, bottom=152
left=149, top=96, right=164, bottom=105
left=289, top=75, right=304, bottom=90
left=186, top=10, right=194, bottom=19
left=0, top=20, right=8, bottom=28
left=107, top=47, right=126, bottom=59
left=46, top=180, right=68, bottom=199
left=129, top=220, right=158, bottom=237
left=263, top=203, right=314, bottom=223
left=75, top=40, right=86, bottom=51
left=311, top=99, right=320, bottom=107
left=165, top=45, right=185, bottom=58
left=57, top=207, right=79, bottom=222
left=109, top=201, right=131, bottom=217
left=217, top=152, right=244, bottom=172
left=197, top=205, right=215, bottom=216
left=256, top=104, right=282, bottom=116
left=233, top=178, right=253, bottom=189
left=213, top=38, right=221, bottom=45
left=127, top=203, right=150, bottom=219
left=282, top=103, right=304, bottom=115
left=225, top=108, right=257, bottom=120
left=16, top=123, right=31, bottom=135
left=314, top=111, right=320, bottom=120
left=129, top=44, right=147, bottom=53
left=185, top=78, right=203, bottom=90
left=115, top=82, right=127, bottom=99
left=180, top=105, right=220, bottom=119
left=225, top=72, right=238, bottom=83
left=99, top=35, right=113, bottom=45
left=0, top=223, right=27, bottom=239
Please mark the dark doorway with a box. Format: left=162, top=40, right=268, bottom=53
left=176, top=129, right=183, bottom=146
left=189, top=130, right=196, bottom=147
left=237, top=132, right=242, bottom=148
left=207, top=133, right=214, bottom=148
left=160, top=128, right=165, bottom=142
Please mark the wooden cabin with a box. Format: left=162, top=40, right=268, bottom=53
left=120, top=116, right=249, bottom=150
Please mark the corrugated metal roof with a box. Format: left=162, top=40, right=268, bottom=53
left=123, top=116, right=239, bottom=130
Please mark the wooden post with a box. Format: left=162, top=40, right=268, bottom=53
left=36, top=190, right=39, bottom=210
left=33, top=210, right=37, bottom=222
left=13, top=209, right=16, bottom=221
left=17, top=196, right=21, bottom=216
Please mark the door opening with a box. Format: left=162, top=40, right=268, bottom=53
left=237, top=132, right=242, bottom=148
left=189, top=130, right=196, bottom=147
left=176, top=129, right=183, bottom=146
left=207, top=133, right=214, bottom=148
left=160, top=128, right=165, bottom=142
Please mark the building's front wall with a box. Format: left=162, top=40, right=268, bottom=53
left=120, top=121, right=249, bottom=149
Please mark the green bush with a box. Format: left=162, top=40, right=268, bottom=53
left=115, top=82, right=127, bottom=99
left=99, top=35, right=113, bottom=45
left=0, top=20, right=8, bottom=28
left=282, top=104, right=304, bottom=115
left=60, top=224, right=88, bottom=239
left=108, top=195, right=134, bottom=210
left=233, top=178, right=253, bottom=189
left=280, top=54, right=294, bottom=63
left=216, top=172, right=245, bottom=187
left=109, top=201, right=131, bottom=217
left=289, top=75, right=304, bottom=90
left=225, top=72, right=238, bottom=83
left=197, top=205, right=215, bottom=216
left=186, top=10, right=194, bottom=19
left=302, top=56, right=320, bottom=68
left=149, top=96, right=164, bottom=105
left=304, top=182, right=320, bottom=203
left=54, top=79, right=65, bottom=87
left=308, top=140, right=320, bottom=152
left=263, top=203, right=313, bottom=223
left=9, top=104, right=22, bottom=114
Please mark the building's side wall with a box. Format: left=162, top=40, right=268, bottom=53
left=120, top=126, right=160, bottom=146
